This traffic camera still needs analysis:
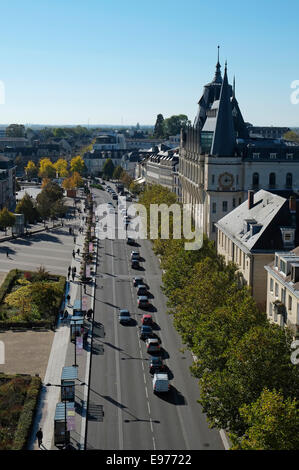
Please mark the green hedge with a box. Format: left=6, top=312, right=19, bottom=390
left=0, top=269, right=20, bottom=304
left=11, top=375, right=41, bottom=450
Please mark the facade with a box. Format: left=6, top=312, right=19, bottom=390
left=216, top=190, right=298, bottom=310
left=265, top=247, right=299, bottom=338
left=248, top=126, right=290, bottom=139
left=93, top=133, right=126, bottom=151
left=178, top=55, right=299, bottom=241
left=0, top=155, right=16, bottom=210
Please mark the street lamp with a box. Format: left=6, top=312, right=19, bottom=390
left=46, top=381, right=85, bottom=449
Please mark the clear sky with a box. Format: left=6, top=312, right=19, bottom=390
left=0, top=0, right=298, bottom=126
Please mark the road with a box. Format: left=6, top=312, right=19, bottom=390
left=86, top=185, right=224, bottom=450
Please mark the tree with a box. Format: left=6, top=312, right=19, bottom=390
left=199, top=324, right=299, bottom=435
left=25, top=160, right=38, bottom=179
left=15, top=193, right=38, bottom=224
left=283, top=130, right=299, bottom=143
left=0, top=208, right=16, bottom=234
left=62, top=172, right=83, bottom=190
left=36, top=181, right=64, bottom=219
left=113, top=165, right=124, bottom=180
left=38, top=158, right=56, bottom=179
left=54, top=158, right=68, bottom=177
left=70, top=155, right=85, bottom=175
left=102, top=158, right=115, bottom=179
left=153, top=114, right=165, bottom=138
left=120, top=171, right=133, bottom=189
left=230, top=389, right=299, bottom=450
left=163, top=114, right=190, bottom=137
left=5, top=124, right=25, bottom=137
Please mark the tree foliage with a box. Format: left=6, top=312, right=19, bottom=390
left=15, top=193, right=38, bottom=224
left=102, top=158, right=115, bottom=179
left=153, top=114, right=165, bottom=138
left=0, top=208, right=16, bottom=232
left=38, top=158, right=56, bottom=179
left=25, top=160, right=37, bottom=179
left=70, top=155, right=85, bottom=175
left=5, top=124, right=25, bottom=137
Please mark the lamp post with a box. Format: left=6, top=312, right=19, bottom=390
left=46, top=381, right=85, bottom=449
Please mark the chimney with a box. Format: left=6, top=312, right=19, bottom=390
left=289, top=196, right=297, bottom=228
left=248, top=190, right=254, bottom=210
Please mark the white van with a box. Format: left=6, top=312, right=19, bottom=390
left=152, top=373, right=169, bottom=393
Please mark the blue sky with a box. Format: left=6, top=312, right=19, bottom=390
left=0, top=0, right=298, bottom=126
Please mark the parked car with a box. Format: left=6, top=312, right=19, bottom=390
left=137, top=296, right=149, bottom=309
left=133, top=276, right=144, bottom=287
left=146, top=337, right=161, bottom=354
left=141, top=314, right=153, bottom=326
left=149, top=356, right=165, bottom=374
left=131, top=260, right=140, bottom=269
left=118, top=309, right=131, bottom=324
left=152, top=373, right=170, bottom=393
left=137, top=285, right=147, bottom=296
left=131, top=251, right=139, bottom=261
left=140, top=325, right=153, bottom=340
left=127, top=237, right=135, bottom=245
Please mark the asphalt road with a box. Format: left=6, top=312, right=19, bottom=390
left=86, top=185, right=224, bottom=450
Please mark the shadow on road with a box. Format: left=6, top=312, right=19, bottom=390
left=154, top=385, right=186, bottom=405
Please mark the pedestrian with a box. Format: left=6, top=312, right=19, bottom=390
left=6, top=249, right=9, bottom=258
left=69, top=227, right=71, bottom=235
left=66, top=294, right=71, bottom=306
left=36, top=428, right=43, bottom=448
left=72, top=250, right=75, bottom=258
left=71, top=272, right=75, bottom=282
left=73, top=266, right=77, bottom=274
left=76, top=248, right=80, bottom=256
left=68, top=266, right=71, bottom=274
left=73, top=236, right=76, bottom=244
left=63, top=310, right=68, bottom=322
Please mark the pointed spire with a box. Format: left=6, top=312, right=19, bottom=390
left=213, top=45, right=222, bottom=83
left=210, top=63, right=235, bottom=157
left=233, top=75, right=235, bottom=97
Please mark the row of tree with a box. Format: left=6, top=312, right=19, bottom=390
left=5, top=124, right=93, bottom=139
left=138, top=184, right=299, bottom=450
left=25, top=155, right=85, bottom=179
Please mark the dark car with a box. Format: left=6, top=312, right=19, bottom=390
left=149, top=356, right=165, bottom=374
left=138, top=295, right=149, bottom=309
left=112, top=194, right=118, bottom=200
left=140, top=325, right=153, bottom=340
left=133, top=276, right=144, bottom=287
left=127, top=237, right=135, bottom=245
left=137, top=285, right=147, bottom=296
left=131, top=260, right=140, bottom=269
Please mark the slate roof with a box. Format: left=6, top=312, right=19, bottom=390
left=216, top=190, right=294, bottom=252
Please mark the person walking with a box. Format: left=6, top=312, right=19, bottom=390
left=63, top=309, right=68, bottom=323
left=36, top=428, right=43, bottom=448
left=6, top=249, right=9, bottom=258
left=72, top=249, right=75, bottom=259
left=73, top=266, right=77, bottom=275
left=76, top=248, right=80, bottom=256
left=71, top=271, right=75, bottom=282
left=73, top=236, right=76, bottom=244
left=66, top=294, right=71, bottom=306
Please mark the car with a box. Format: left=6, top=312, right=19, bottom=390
left=133, top=276, right=144, bottom=287
left=149, top=356, right=165, bottom=374
left=153, top=373, right=169, bottom=393
left=141, top=314, right=153, bottom=326
left=138, top=295, right=149, bottom=309
left=140, top=325, right=153, bottom=340
left=112, top=195, right=117, bottom=200
left=118, top=309, right=131, bottom=324
left=137, top=285, right=147, bottom=296
left=127, top=237, right=135, bottom=245
left=131, top=260, right=140, bottom=269
left=131, top=251, right=139, bottom=261
left=146, top=337, right=161, bottom=354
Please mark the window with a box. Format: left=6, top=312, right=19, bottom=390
left=252, top=172, right=259, bottom=188
left=269, top=302, right=273, bottom=317
left=286, top=173, right=292, bottom=188
left=236, top=175, right=239, bottom=185
left=280, top=260, right=286, bottom=273
left=286, top=153, right=293, bottom=160
left=212, top=223, right=216, bottom=233
left=270, top=153, right=277, bottom=159
left=232, top=198, right=236, bottom=208
left=212, top=202, right=216, bottom=213
left=222, top=201, right=228, bottom=212
left=239, top=197, right=242, bottom=205
left=281, top=288, right=286, bottom=304
left=252, top=153, right=260, bottom=159
left=212, top=175, right=215, bottom=184
left=269, top=173, right=276, bottom=187
left=270, top=278, right=274, bottom=292
left=288, top=295, right=292, bottom=311
left=275, top=282, right=279, bottom=297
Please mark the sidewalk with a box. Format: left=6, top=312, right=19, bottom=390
left=28, top=197, right=97, bottom=450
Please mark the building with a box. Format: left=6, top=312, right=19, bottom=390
left=248, top=126, right=290, bottom=139
left=216, top=190, right=298, bottom=310
left=0, top=155, right=16, bottom=210
left=93, top=132, right=126, bottom=151
left=265, top=247, right=299, bottom=338
left=178, top=53, right=299, bottom=241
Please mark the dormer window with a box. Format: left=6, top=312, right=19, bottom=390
left=252, top=153, right=260, bottom=159
left=270, top=153, right=277, bottom=159
left=280, top=228, right=295, bottom=248
left=286, top=153, right=293, bottom=160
